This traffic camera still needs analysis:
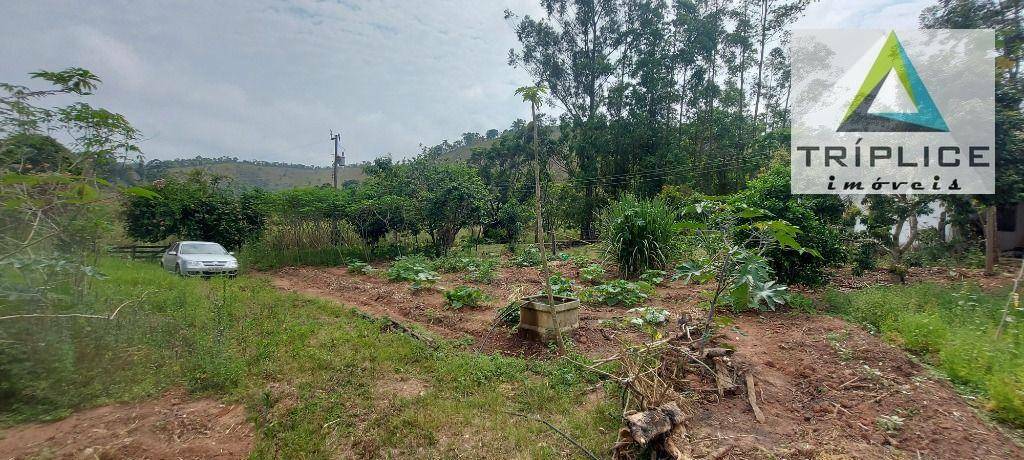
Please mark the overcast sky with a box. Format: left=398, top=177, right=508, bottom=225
left=1, top=0, right=932, bottom=166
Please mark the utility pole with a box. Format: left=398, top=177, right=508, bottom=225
left=330, top=130, right=341, bottom=189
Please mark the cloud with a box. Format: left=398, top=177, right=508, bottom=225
left=0, top=0, right=541, bottom=165
left=1, top=0, right=930, bottom=166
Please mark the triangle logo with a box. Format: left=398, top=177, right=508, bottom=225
left=837, top=31, right=949, bottom=132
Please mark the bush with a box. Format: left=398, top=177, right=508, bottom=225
left=511, top=246, right=543, bottom=267
left=579, top=264, right=606, bottom=284
left=386, top=256, right=440, bottom=290
left=731, top=164, right=845, bottom=286
left=346, top=260, right=374, bottom=275
left=601, top=195, right=676, bottom=278
left=444, top=286, right=489, bottom=309
left=546, top=273, right=576, bottom=297
left=123, top=171, right=268, bottom=250
left=580, top=280, right=654, bottom=307
left=464, top=258, right=499, bottom=284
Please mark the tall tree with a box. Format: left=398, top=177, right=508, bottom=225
left=921, top=0, right=1024, bottom=274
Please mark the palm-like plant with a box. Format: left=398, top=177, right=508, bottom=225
left=515, top=84, right=564, bottom=348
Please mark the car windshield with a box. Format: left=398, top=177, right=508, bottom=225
left=178, top=242, right=228, bottom=255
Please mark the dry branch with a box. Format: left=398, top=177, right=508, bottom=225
left=745, top=373, right=765, bottom=423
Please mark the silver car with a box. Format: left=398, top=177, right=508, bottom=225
left=161, top=241, right=239, bottom=277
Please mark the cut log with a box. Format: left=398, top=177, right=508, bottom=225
left=745, top=373, right=766, bottom=423
left=713, top=358, right=738, bottom=396
left=624, top=402, right=686, bottom=446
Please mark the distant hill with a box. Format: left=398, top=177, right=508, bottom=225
left=155, top=157, right=366, bottom=190
left=141, top=133, right=503, bottom=190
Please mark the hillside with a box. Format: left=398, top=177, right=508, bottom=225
left=150, top=135, right=499, bottom=190
left=163, top=161, right=366, bottom=190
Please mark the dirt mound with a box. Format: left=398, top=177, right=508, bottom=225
left=684, top=314, right=1023, bottom=459
left=0, top=391, right=253, bottom=459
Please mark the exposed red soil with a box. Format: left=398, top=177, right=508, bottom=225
left=267, top=262, right=1024, bottom=459
left=684, top=314, right=1023, bottom=459
left=267, top=261, right=653, bottom=357
left=0, top=390, right=253, bottom=460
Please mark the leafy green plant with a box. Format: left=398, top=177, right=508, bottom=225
left=495, top=300, right=521, bottom=326
left=579, top=264, right=606, bottom=284
left=580, top=280, right=654, bottom=308
left=627, top=307, right=670, bottom=340
left=386, top=256, right=440, bottom=290
left=511, top=246, right=543, bottom=267
left=346, top=259, right=374, bottom=275
left=546, top=273, right=576, bottom=297
left=639, top=269, right=667, bottom=286
left=464, top=257, right=499, bottom=283
left=444, top=285, right=489, bottom=309
left=601, top=195, right=676, bottom=278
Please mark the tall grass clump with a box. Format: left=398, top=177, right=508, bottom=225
left=238, top=218, right=369, bottom=269
left=601, top=195, right=676, bottom=278
left=825, top=283, right=1024, bottom=426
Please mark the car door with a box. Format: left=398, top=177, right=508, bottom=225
left=162, top=243, right=179, bottom=271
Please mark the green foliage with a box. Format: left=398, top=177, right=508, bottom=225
left=580, top=279, right=654, bottom=308
left=546, top=273, right=576, bottom=297
left=639, top=269, right=667, bottom=286
left=730, top=164, right=845, bottom=286
left=386, top=256, right=440, bottom=290
left=123, top=171, right=267, bottom=250
left=824, top=283, right=1024, bottom=426
left=850, top=238, right=880, bottom=276
left=495, top=301, right=521, bottom=326
left=601, top=195, right=676, bottom=278
left=579, top=263, right=606, bottom=284
left=464, top=257, right=499, bottom=284
left=346, top=259, right=374, bottom=275
left=444, top=286, right=489, bottom=309
left=511, top=246, right=543, bottom=267
left=0, top=260, right=619, bottom=455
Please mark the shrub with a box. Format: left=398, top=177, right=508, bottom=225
left=511, top=246, right=543, bottom=267
left=464, top=258, right=499, bottom=284
left=639, top=269, right=667, bottom=286
left=123, top=171, right=268, bottom=250
left=730, top=164, right=845, bottom=286
left=601, top=195, right=676, bottom=278
left=444, top=286, right=489, bottom=309
left=346, top=260, right=374, bottom=275
left=850, top=238, right=879, bottom=276
left=495, top=301, right=521, bottom=326
left=580, top=280, right=654, bottom=307
left=546, top=273, right=576, bottom=297
left=579, top=264, right=606, bottom=284
left=386, top=256, right=440, bottom=290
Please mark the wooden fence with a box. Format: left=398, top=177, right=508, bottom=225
left=108, top=244, right=167, bottom=260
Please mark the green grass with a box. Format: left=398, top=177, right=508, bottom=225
left=0, top=259, right=619, bottom=457
left=824, top=282, right=1024, bottom=426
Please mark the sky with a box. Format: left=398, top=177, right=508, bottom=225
left=1, top=0, right=933, bottom=166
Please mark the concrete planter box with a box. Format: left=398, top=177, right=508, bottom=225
left=518, top=294, right=580, bottom=341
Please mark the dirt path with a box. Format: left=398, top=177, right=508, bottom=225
left=0, top=390, right=253, bottom=460
left=268, top=265, right=1024, bottom=459
left=268, top=264, right=650, bottom=357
